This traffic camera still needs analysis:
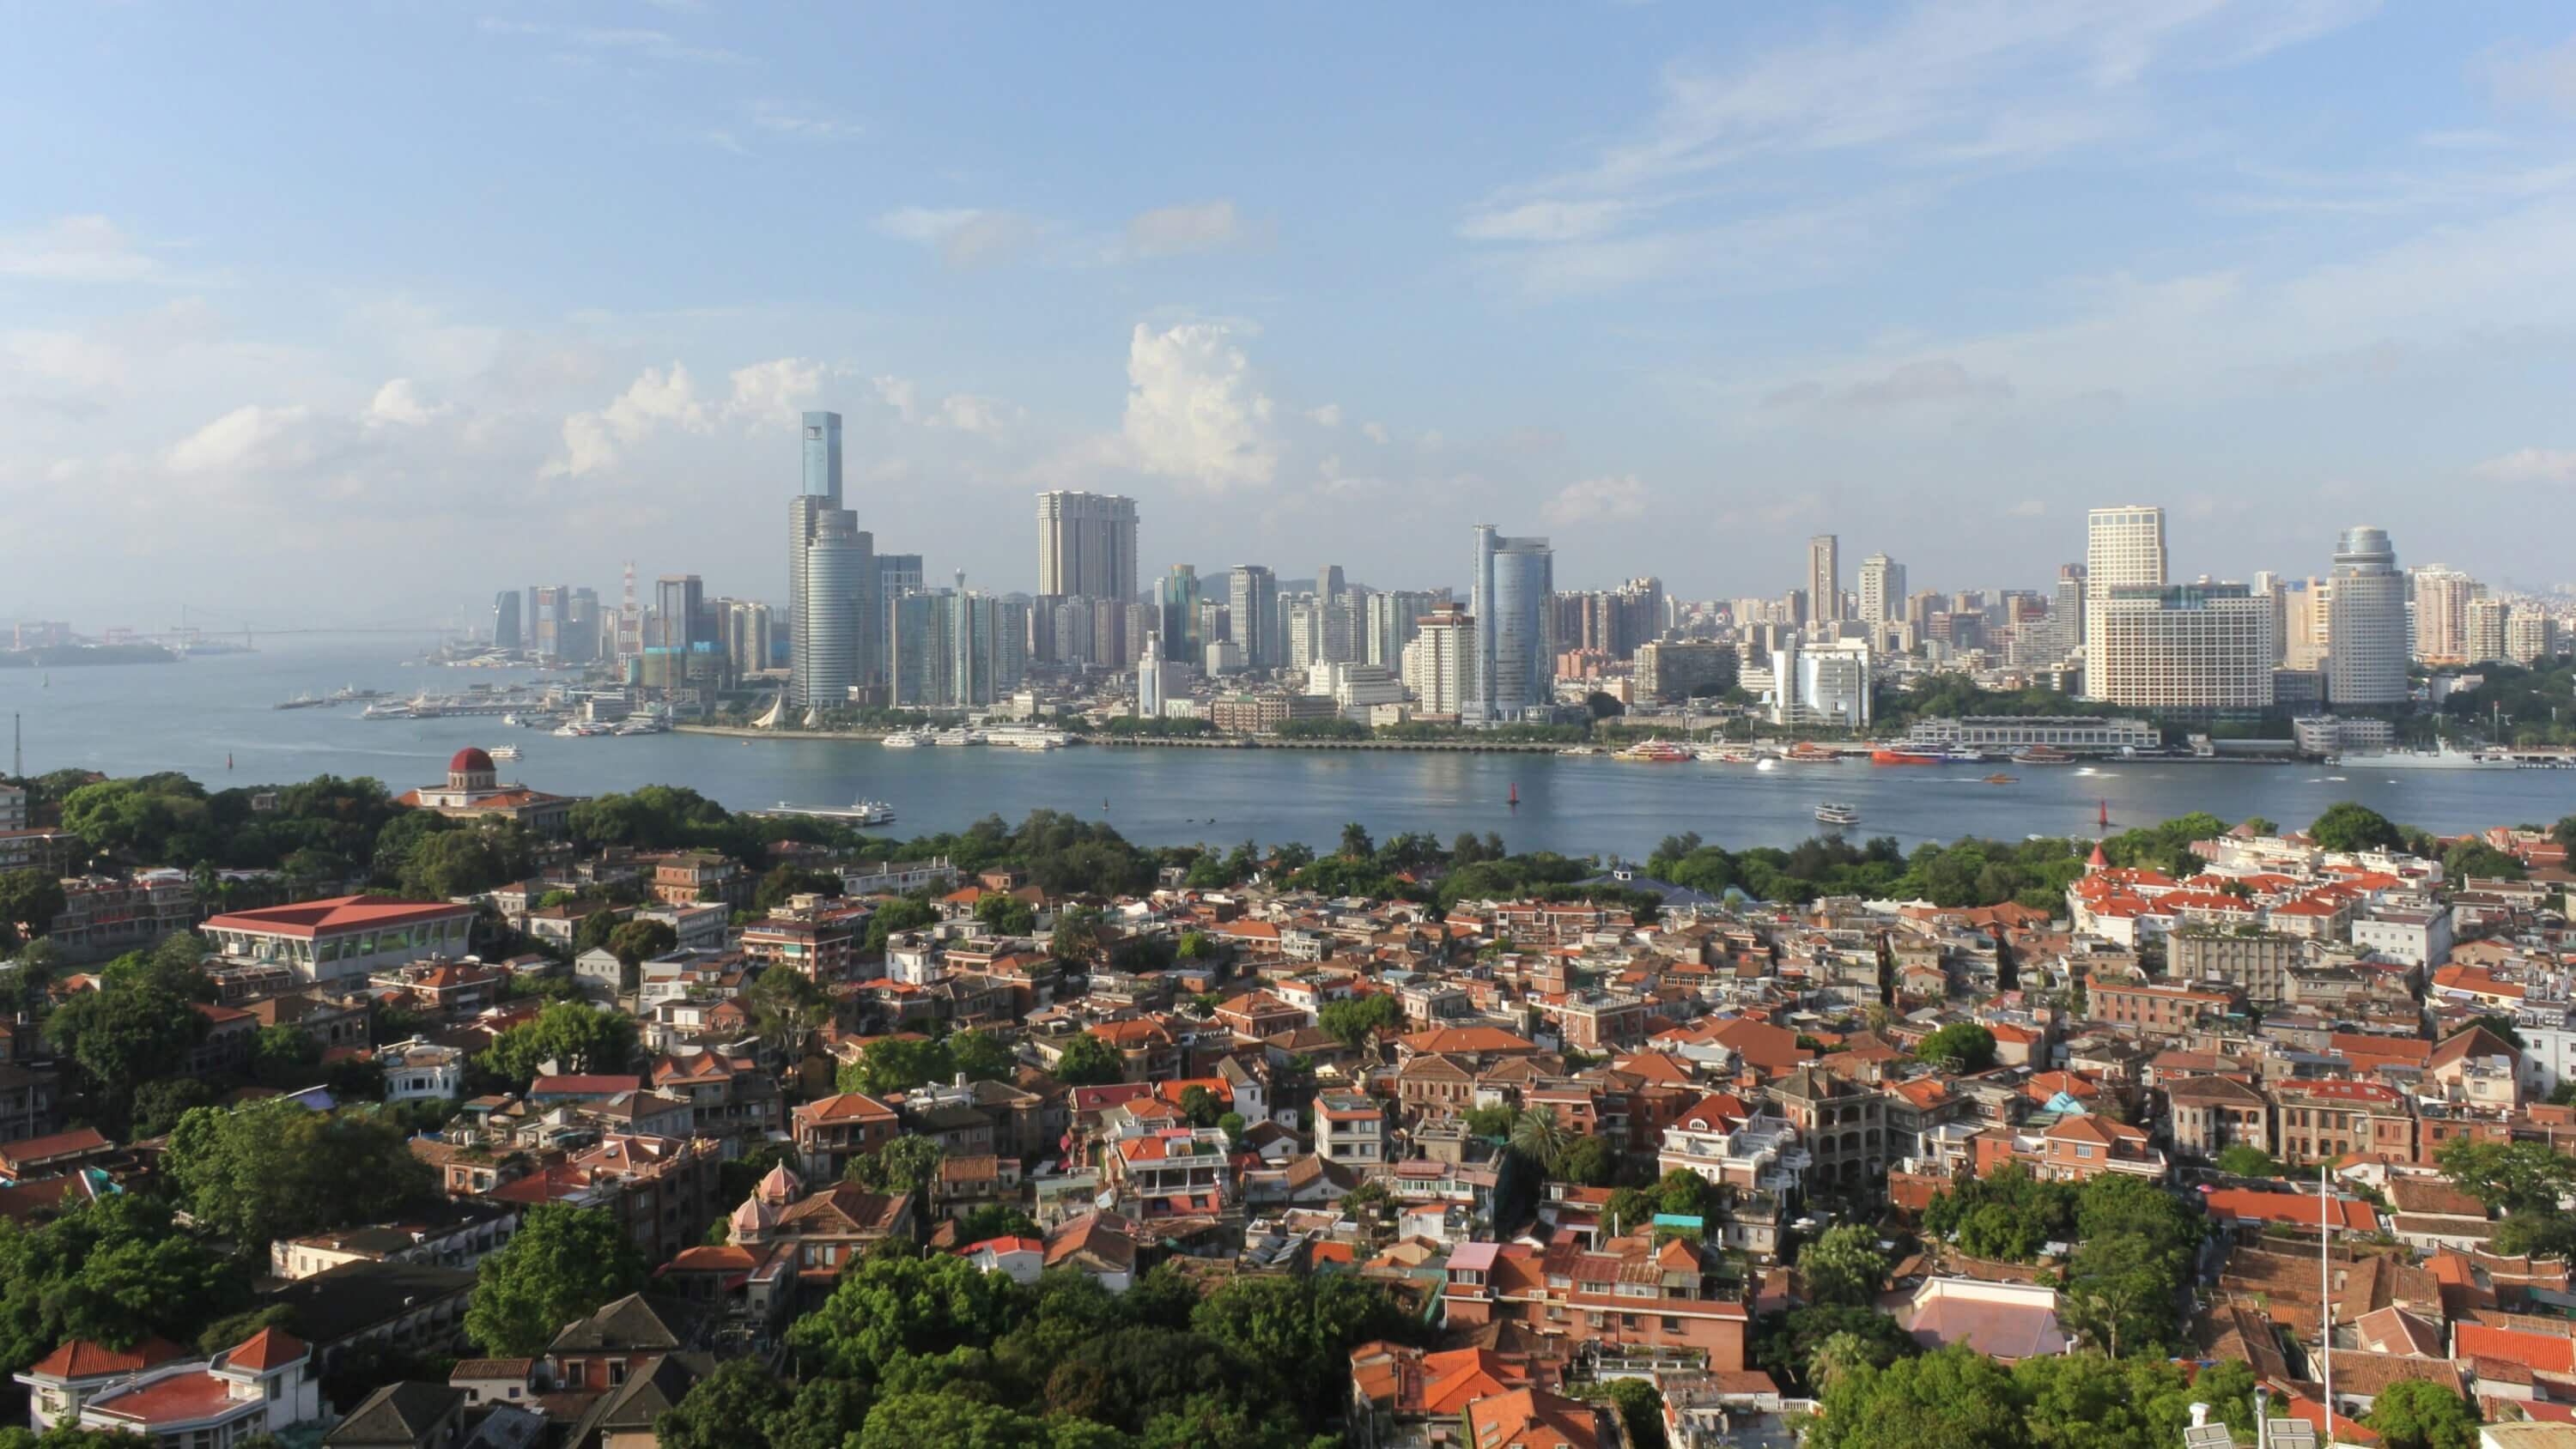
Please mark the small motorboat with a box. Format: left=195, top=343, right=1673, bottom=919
left=1982, top=773, right=2017, bottom=785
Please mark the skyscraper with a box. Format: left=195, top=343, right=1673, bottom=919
left=1035, top=492, right=1139, bottom=603
left=2324, top=527, right=2406, bottom=706
left=790, top=411, right=874, bottom=706
left=491, top=591, right=522, bottom=650
left=1470, top=525, right=1553, bottom=722
left=1158, top=566, right=1200, bottom=663
left=1228, top=565, right=1279, bottom=670
left=1807, top=536, right=1843, bottom=624
left=1401, top=604, right=1477, bottom=717
left=2410, top=567, right=2482, bottom=662
left=1364, top=590, right=1439, bottom=668
left=2091, top=583, right=2275, bottom=714
left=2466, top=597, right=2511, bottom=664
left=1315, top=563, right=1345, bottom=600
left=2082, top=506, right=2167, bottom=700
left=1856, top=554, right=1904, bottom=626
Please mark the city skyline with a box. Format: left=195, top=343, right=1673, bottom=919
left=10, top=3, right=2576, bottom=623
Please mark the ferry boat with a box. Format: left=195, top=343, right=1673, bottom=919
left=881, top=730, right=932, bottom=748
left=1814, top=802, right=1862, bottom=827
left=1694, top=746, right=1757, bottom=763
left=612, top=716, right=669, bottom=736
left=552, top=721, right=610, bottom=737
left=1784, top=743, right=1844, bottom=764
left=1613, top=740, right=1696, bottom=762
left=2014, top=744, right=2077, bottom=765
left=752, top=797, right=896, bottom=825
left=487, top=744, right=523, bottom=761
left=1870, top=746, right=1941, bottom=765
left=273, top=693, right=329, bottom=711
left=1558, top=745, right=1601, bottom=757
left=360, top=700, right=416, bottom=719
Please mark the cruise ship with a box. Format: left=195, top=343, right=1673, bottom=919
left=750, top=797, right=896, bottom=825
left=2333, top=743, right=2514, bottom=771
left=881, top=730, right=932, bottom=748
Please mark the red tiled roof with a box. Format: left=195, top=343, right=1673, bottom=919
left=25, top=1337, right=189, bottom=1380
left=2457, top=1322, right=2576, bottom=1375
left=202, top=894, right=471, bottom=938
left=224, top=1326, right=307, bottom=1372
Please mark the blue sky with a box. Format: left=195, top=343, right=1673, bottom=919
left=6, top=1, right=2575, bottom=627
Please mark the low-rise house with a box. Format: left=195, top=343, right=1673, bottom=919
left=270, top=1199, right=520, bottom=1280
left=1899, top=1277, right=2074, bottom=1361
left=72, top=1329, right=321, bottom=1449
left=325, top=1382, right=467, bottom=1449
left=792, top=1091, right=900, bottom=1181
left=16, top=1337, right=194, bottom=1432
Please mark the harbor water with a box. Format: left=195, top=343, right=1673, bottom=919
left=9, top=635, right=2574, bottom=858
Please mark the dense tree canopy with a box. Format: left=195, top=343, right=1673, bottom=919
left=0, top=1195, right=247, bottom=1376
left=162, top=1100, right=434, bottom=1246
left=476, top=1002, right=637, bottom=1088
left=465, top=1204, right=647, bottom=1355
left=2309, top=802, right=2405, bottom=853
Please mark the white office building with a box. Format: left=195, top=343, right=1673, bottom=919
left=2082, top=506, right=2166, bottom=700
left=2091, top=584, right=2275, bottom=715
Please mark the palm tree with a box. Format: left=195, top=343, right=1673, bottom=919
left=1510, top=1105, right=1569, bottom=1174
left=1806, top=1331, right=1874, bottom=1391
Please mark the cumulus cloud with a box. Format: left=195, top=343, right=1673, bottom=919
left=1121, top=323, right=1278, bottom=489
left=544, top=357, right=821, bottom=476
left=364, top=379, right=445, bottom=428
left=1361, top=421, right=1391, bottom=445
left=871, top=374, right=1016, bottom=436
left=2476, top=447, right=2576, bottom=483
left=168, top=403, right=319, bottom=474
left=1542, top=474, right=1651, bottom=526
left=872, top=207, right=1042, bottom=270
left=1125, top=199, right=1260, bottom=257
left=0, top=215, right=161, bottom=282
left=1307, top=403, right=1343, bottom=428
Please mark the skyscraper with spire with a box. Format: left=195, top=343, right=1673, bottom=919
left=789, top=411, right=873, bottom=708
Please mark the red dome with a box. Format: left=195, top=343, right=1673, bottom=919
left=449, top=747, right=495, bottom=773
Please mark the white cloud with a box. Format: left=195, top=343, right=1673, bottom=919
left=872, top=207, right=1042, bottom=270
left=1542, top=474, right=1651, bottom=526
left=1308, top=403, right=1343, bottom=428
left=1460, top=0, right=2368, bottom=290
left=2483, top=34, right=2576, bottom=115
left=1361, top=421, right=1391, bottom=445
left=543, top=357, right=821, bottom=477
left=2476, top=447, right=2576, bottom=484
left=364, top=379, right=444, bottom=428
left=168, top=403, right=318, bottom=474
left=929, top=394, right=1012, bottom=436
left=476, top=18, right=748, bottom=65
left=726, top=357, right=824, bottom=425
left=748, top=100, right=863, bottom=140
left=872, top=374, right=920, bottom=421
left=1770, top=359, right=2017, bottom=409
left=1121, top=323, right=1278, bottom=490
left=0, top=215, right=159, bottom=282
left=1125, top=199, right=1259, bottom=257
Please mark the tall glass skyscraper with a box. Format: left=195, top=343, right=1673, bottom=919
left=1159, top=565, right=1200, bottom=663
left=1228, top=565, right=1279, bottom=670
left=791, top=411, right=872, bottom=706
left=2327, top=526, right=2407, bottom=706
left=1470, top=524, right=1553, bottom=722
